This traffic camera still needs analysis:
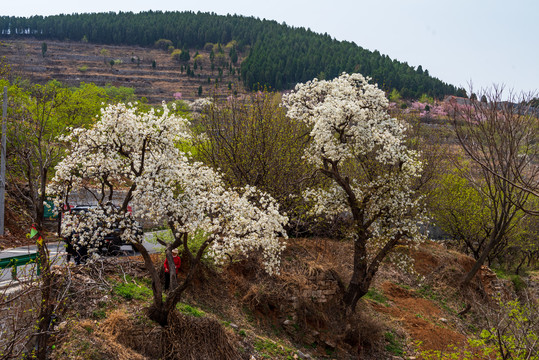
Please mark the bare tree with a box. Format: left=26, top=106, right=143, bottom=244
left=450, top=86, right=537, bottom=286
left=194, top=91, right=319, bottom=234
left=5, top=82, right=105, bottom=359
left=6, top=84, right=69, bottom=360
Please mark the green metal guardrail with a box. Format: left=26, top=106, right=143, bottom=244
left=0, top=253, right=40, bottom=279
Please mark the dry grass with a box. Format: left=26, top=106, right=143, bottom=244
left=51, top=318, right=148, bottom=360
left=163, top=311, right=242, bottom=360
left=101, top=309, right=163, bottom=358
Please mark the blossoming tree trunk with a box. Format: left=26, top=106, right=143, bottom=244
left=283, top=73, right=425, bottom=314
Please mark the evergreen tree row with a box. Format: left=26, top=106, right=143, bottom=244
left=0, top=11, right=463, bottom=98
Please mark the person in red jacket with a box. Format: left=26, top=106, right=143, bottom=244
left=164, top=249, right=181, bottom=291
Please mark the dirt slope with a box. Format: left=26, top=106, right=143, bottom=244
left=39, top=238, right=526, bottom=360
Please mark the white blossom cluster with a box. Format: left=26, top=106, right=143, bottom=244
left=283, top=73, right=426, bottom=261
left=49, top=102, right=190, bottom=193
left=133, top=154, right=288, bottom=274
left=49, top=102, right=288, bottom=273
left=303, top=185, right=349, bottom=217
left=282, top=73, right=420, bottom=171
left=60, top=203, right=141, bottom=254
left=188, top=97, right=212, bottom=112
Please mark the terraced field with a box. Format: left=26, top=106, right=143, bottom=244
left=1, top=38, right=245, bottom=104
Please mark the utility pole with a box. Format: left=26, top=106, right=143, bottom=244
left=0, top=86, right=6, bottom=235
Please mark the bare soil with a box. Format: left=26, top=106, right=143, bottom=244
left=373, top=281, right=466, bottom=352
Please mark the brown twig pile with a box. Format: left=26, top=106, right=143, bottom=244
left=101, top=310, right=163, bottom=358
left=163, top=311, right=241, bottom=360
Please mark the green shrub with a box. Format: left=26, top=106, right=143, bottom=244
left=493, top=269, right=528, bottom=291
left=493, top=267, right=509, bottom=279
left=194, top=90, right=322, bottom=236
left=421, top=299, right=539, bottom=360
left=148, top=229, right=213, bottom=263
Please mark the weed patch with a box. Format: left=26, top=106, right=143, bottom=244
left=177, top=302, right=205, bottom=318
left=92, top=309, right=107, bottom=319
left=417, top=285, right=454, bottom=314
left=509, top=275, right=527, bottom=291
left=112, top=276, right=152, bottom=301
left=492, top=268, right=528, bottom=291
left=384, top=331, right=404, bottom=356
left=365, top=287, right=389, bottom=306
left=254, top=337, right=297, bottom=359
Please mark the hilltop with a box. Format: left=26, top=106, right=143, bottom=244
left=0, top=11, right=465, bottom=98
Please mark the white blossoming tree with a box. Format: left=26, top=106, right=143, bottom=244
left=49, top=102, right=287, bottom=326
left=282, top=73, right=425, bottom=312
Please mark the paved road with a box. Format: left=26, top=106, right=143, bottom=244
left=0, top=230, right=169, bottom=286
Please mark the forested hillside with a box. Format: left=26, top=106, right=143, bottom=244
left=0, top=11, right=465, bottom=98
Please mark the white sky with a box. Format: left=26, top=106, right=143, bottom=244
left=2, top=0, right=538, bottom=95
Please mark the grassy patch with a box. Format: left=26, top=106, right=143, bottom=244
left=492, top=267, right=509, bottom=279
left=492, top=268, right=528, bottom=291
left=112, top=276, right=152, bottom=301
left=177, top=302, right=205, bottom=317
left=82, top=324, right=94, bottom=334
left=364, top=287, right=389, bottom=306
left=417, top=284, right=435, bottom=298
left=53, top=322, right=103, bottom=359
left=243, top=306, right=255, bottom=323
left=254, top=338, right=297, bottom=359
left=384, top=331, right=404, bottom=356
left=417, top=285, right=454, bottom=314
left=92, top=309, right=107, bottom=319
left=509, top=275, right=527, bottom=291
